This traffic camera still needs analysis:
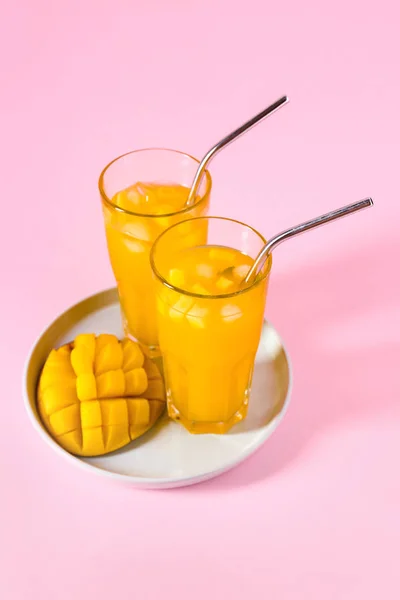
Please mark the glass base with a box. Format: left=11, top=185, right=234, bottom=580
left=167, top=396, right=249, bottom=434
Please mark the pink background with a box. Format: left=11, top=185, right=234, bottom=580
left=1, top=0, right=399, bottom=597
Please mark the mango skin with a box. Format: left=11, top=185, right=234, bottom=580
left=37, top=334, right=165, bottom=457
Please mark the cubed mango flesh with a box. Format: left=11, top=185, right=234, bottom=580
left=37, top=334, right=165, bottom=456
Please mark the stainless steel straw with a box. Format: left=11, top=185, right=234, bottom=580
left=185, top=95, right=289, bottom=206
left=243, top=198, right=374, bottom=284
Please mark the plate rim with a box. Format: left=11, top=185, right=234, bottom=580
left=23, top=287, right=293, bottom=489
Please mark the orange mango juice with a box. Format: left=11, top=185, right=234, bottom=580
left=153, top=243, right=270, bottom=433
left=101, top=182, right=210, bottom=351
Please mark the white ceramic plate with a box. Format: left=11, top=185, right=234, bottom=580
left=23, top=288, right=292, bottom=489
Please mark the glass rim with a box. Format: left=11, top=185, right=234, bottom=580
left=98, top=147, right=212, bottom=218
left=150, top=216, right=272, bottom=300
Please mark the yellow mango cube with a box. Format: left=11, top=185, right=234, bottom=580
left=96, top=333, right=119, bottom=352
left=80, top=400, right=102, bottom=429
left=49, top=404, right=80, bottom=436
left=74, top=334, right=96, bottom=364
left=169, top=268, right=185, bottom=288
left=71, top=346, right=93, bottom=376
left=125, top=368, right=148, bottom=396
left=216, top=276, right=234, bottom=291
left=94, top=342, right=123, bottom=375
left=57, top=429, right=82, bottom=454
left=41, top=386, right=78, bottom=416
left=76, top=373, right=97, bottom=401
left=100, top=398, right=128, bottom=426
left=127, top=398, right=150, bottom=427
left=96, top=369, right=125, bottom=398
left=82, top=427, right=104, bottom=455
left=39, top=368, right=75, bottom=393
left=104, top=424, right=130, bottom=452
left=121, top=338, right=144, bottom=371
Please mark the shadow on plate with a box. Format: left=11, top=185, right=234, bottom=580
left=188, top=232, right=400, bottom=491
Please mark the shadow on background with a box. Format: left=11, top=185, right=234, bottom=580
left=196, top=233, right=399, bottom=491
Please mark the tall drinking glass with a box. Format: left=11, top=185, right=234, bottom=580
left=98, top=149, right=212, bottom=354
left=150, top=217, right=272, bottom=434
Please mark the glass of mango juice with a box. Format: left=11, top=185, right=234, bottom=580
left=150, top=217, right=272, bottom=434
left=98, top=149, right=212, bottom=353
